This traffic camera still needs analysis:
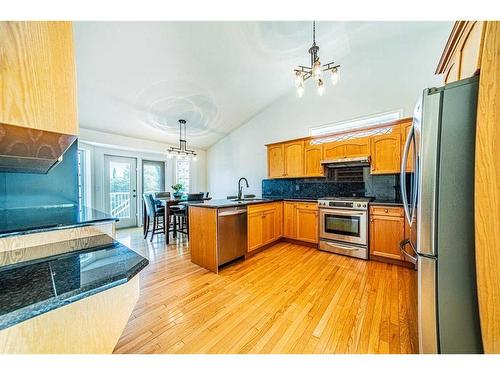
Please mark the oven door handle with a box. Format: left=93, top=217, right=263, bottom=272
left=324, top=242, right=361, bottom=251
left=321, top=209, right=366, bottom=216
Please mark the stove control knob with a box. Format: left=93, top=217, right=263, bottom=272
left=363, top=204, right=367, bottom=208
left=357, top=203, right=361, bottom=207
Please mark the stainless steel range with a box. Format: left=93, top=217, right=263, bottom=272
left=318, top=197, right=373, bottom=260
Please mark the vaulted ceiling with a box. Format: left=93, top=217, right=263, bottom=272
left=74, top=21, right=451, bottom=149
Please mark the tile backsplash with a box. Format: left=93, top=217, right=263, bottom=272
left=262, top=167, right=401, bottom=201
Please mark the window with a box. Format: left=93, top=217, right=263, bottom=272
left=309, top=110, right=402, bottom=137
left=142, top=160, right=165, bottom=194
left=176, top=160, right=190, bottom=193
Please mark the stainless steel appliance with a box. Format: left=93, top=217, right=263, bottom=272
left=400, top=76, right=483, bottom=353
left=217, top=206, right=247, bottom=266
left=321, top=155, right=370, bottom=168
left=318, top=197, right=372, bottom=260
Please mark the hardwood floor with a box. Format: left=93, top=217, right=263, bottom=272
left=114, top=228, right=418, bottom=354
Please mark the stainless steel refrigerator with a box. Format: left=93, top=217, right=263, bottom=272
left=400, top=76, right=483, bottom=354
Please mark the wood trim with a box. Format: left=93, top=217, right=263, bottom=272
left=474, top=21, right=500, bottom=354
left=281, top=237, right=319, bottom=249
left=370, top=254, right=415, bottom=269
left=244, top=239, right=282, bottom=258
left=264, top=117, right=413, bottom=147
left=188, top=206, right=218, bottom=273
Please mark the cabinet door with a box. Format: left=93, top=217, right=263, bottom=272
left=284, top=140, right=304, bottom=177
left=247, top=212, right=263, bottom=252
left=274, top=202, right=283, bottom=239
left=268, top=144, right=285, bottom=178
left=296, top=207, right=318, bottom=243
left=370, top=128, right=401, bottom=174
left=0, top=21, right=78, bottom=135
left=262, top=209, right=276, bottom=245
left=283, top=202, right=297, bottom=239
left=304, top=143, right=324, bottom=177
left=369, top=214, right=405, bottom=260
left=323, top=142, right=345, bottom=160
left=343, top=137, right=370, bottom=158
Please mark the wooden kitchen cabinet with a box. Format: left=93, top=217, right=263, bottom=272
left=436, top=21, right=486, bottom=84
left=304, top=142, right=324, bottom=177
left=284, top=140, right=304, bottom=177
left=296, top=203, right=319, bottom=243
left=0, top=21, right=78, bottom=135
left=370, top=126, right=401, bottom=174
left=267, top=144, right=285, bottom=178
left=323, top=137, right=370, bottom=160
left=369, top=205, right=405, bottom=262
left=247, top=203, right=279, bottom=252
left=283, top=201, right=297, bottom=239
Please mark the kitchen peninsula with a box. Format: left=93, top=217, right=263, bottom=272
left=0, top=205, right=148, bottom=354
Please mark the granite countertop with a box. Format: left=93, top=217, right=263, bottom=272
left=0, top=205, right=118, bottom=238
left=185, top=197, right=319, bottom=208
left=0, top=242, right=148, bottom=330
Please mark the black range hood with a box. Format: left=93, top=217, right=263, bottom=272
left=321, top=155, right=371, bottom=168
left=0, top=122, right=77, bottom=174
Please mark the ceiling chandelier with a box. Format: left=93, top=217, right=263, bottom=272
left=294, top=21, right=340, bottom=97
left=166, top=119, right=198, bottom=161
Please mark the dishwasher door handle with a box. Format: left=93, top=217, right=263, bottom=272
left=218, top=209, right=247, bottom=217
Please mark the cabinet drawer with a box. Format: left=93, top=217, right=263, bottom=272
left=296, top=202, right=318, bottom=210
left=247, top=203, right=276, bottom=214
left=370, top=205, right=403, bottom=217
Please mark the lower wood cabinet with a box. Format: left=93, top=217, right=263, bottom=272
left=248, top=200, right=318, bottom=253
left=247, top=202, right=281, bottom=253
left=369, top=205, right=405, bottom=262
left=296, top=203, right=319, bottom=243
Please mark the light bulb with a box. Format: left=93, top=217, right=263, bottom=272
left=193, top=155, right=198, bottom=162
left=296, top=82, right=304, bottom=98
left=331, top=68, right=340, bottom=85
left=167, top=151, right=172, bottom=159
left=317, top=78, right=325, bottom=96
left=294, top=71, right=303, bottom=86
left=312, top=60, right=322, bottom=80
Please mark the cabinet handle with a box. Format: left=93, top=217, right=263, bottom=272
left=384, top=209, right=388, bottom=213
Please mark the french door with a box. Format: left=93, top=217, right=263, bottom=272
left=104, top=155, right=137, bottom=228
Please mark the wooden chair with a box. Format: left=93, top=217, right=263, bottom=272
left=173, top=193, right=205, bottom=237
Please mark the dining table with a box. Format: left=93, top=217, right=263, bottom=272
left=143, top=195, right=212, bottom=244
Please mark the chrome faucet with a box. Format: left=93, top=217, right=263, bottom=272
left=237, top=177, right=249, bottom=200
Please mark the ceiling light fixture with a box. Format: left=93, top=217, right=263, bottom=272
left=166, top=119, right=198, bottom=161
left=294, top=21, right=340, bottom=97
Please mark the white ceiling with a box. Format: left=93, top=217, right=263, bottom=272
left=74, top=21, right=451, bottom=149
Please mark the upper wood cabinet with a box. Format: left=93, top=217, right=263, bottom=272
left=268, top=144, right=285, bottom=178
left=370, top=126, right=401, bottom=174
left=267, top=140, right=304, bottom=178
left=284, top=140, right=304, bottom=177
left=304, top=142, right=324, bottom=177
left=0, top=21, right=78, bottom=135
left=436, top=21, right=486, bottom=84
left=323, top=137, right=370, bottom=160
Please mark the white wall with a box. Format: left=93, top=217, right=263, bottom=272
left=207, top=29, right=447, bottom=198
left=79, top=127, right=207, bottom=226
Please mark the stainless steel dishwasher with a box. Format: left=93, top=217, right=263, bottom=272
left=217, top=206, right=247, bottom=266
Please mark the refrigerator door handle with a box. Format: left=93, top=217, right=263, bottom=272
left=399, top=239, right=417, bottom=264
left=400, top=124, right=414, bottom=224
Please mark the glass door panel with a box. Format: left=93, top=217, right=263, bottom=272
left=104, top=155, right=137, bottom=228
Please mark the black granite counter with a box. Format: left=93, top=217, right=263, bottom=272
left=0, top=242, right=148, bottom=330
left=185, top=197, right=319, bottom=209
left=0, top=205, right=117, bottom=238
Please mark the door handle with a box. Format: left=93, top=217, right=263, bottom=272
left=399, top=239, right=417, bottom=263
left=400, top=125, right=414, bottom=225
